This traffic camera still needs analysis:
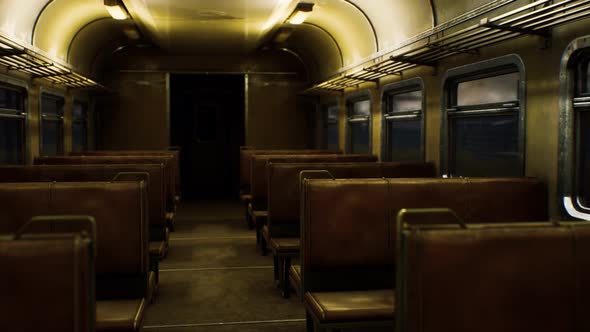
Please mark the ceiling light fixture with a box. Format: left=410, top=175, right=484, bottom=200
left=286, top=2, right=314, bottom=25
left=104, top=0, right=129, bottom=20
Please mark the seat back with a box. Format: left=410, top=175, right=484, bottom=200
left=35, top=155, right=175, bottom=212
left=268, top=162, right=436, bottom=238
left=69, top=150, right=180, bottom=199
left=0, top=233, right=94, bottom=332
left=0, top=181, right=149, bottom=300
left=239, top=149, right=337, bottom=195
left=0, top=164, right=166, bottom=236
left=300, top=177, right=547, bottom=295
left=397, top=221, right=590, bottom=332
left=250, top=154, right=378, bottom=210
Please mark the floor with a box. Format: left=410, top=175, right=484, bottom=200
left=143, top=200, right=306, bottom=332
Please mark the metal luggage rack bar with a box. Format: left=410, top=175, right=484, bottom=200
left=306, top=0, right=590, bottom=93
left=0, top=33, right=102, bottom=89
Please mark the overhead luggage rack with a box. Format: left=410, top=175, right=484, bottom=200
left=307, top=0, right=590, bottom=92
left=0, top=33, right=102, bottom=89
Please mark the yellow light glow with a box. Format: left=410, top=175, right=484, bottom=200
left=287, top=10, right=311, bottom=24
left=105, top=4, right=129, bottom=20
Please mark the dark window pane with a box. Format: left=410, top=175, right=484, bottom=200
left=42, top=120, right=62, bottom=156
left=327, top=123, right=338, bottom=151
left=41, top=94, right=64, bottom=116
left=388, top=90, right=422, bottom=113
left=451, top=114, right=521, bottom=177
left=578, top=111, right=590, bottom=206
left=73, top=101, right=87, bottom=120
left=351, top=99, right=370, bottom=117
left=388, top=119, right=421, bottom=161
left=350, top=121, right=370, bottom=154
left=72, top=122, right=87, bottom=152
left=0, top=88, right=23, bottom=110
left=0, top=116, right=24, bottom=164
left=457, top=72, right=519, bottom=106
left=327, top=105, right=338, bottom=122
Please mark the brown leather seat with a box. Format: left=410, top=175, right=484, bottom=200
left=269, top=237, right=299, bottom=252
left=0, top=164, right=169, bottom=262
left=289, top=265, right=302, bottom=299
left=0, top=233, right=94, bottom=332
left=266, top=162, right=436, bottom=297
left=305, top=290, right=395, bottom=323
left=397, top=220, right=590, bottom=332
left=300, top=177, right=548, bottom=330
left=0, top=181, right=151, bottom=332
left=96, top=299, right=146, bottom=332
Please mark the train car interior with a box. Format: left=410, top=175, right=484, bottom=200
left=1, top=0, right=590, bottom=331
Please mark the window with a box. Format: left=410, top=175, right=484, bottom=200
left=382, top=78, right=424, bottom=162
left=346, top=93, right=371, bottom=154
left=441, top=55, right=525, bottom=177
left=559, top=37, right=590, bottom=219
left=72, top=101, right=88, bottom=152
left=40, top=93, right=64, bottom=156
left=322, top=103, right=339, bottom=151
left=0, top=85, right=26, bottom=164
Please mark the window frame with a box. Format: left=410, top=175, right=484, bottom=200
left=440, top=54, right=526, bottom=177
left=320, top=99, right=340, bottom=151
left=558, top=36, right=590, bottom=220
left=0, top=77, right=28, bottom=165
left=345, top=90, right=372, bottom=154
left=380, top=77, right=425, bottom=162
left=39, top=91, right=65, bottom=156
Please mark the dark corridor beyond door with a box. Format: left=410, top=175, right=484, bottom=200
left=170, top=74, right=244, bottom=199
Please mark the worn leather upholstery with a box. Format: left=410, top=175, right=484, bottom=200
left=0, top=164, right=168, bottom=252
left=300, top=177, right=547, bottom=326
left=305, top=290, right=395, bottom=323
left=0, top=233, right=94, bottom=332
left=69, top=150, right=181, bottom=202
left=0, top=181, right=150, bottom=332
left=238, top=149, right=337, bottom=196
left=289, top=265, right=302, bottom=298
left=250, top=154, right=378, bottom=212
left=399, top=222, right=590, bottom=332
left=96, top=299, right=146, bottom=332
left=35, top=155, right=176, bottom=214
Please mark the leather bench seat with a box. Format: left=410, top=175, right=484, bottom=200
left=305, top=290, right=395, bottom=323
left=269, top=237, right=299, bottom=252
left=96, top=299, right=146, bottom=332
left=149, top=241, right=167, bottom=259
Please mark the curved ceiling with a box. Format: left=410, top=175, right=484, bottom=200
left=0, top=0, right=444, bottom=82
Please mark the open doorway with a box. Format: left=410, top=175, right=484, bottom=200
left=170, top=74, right=245, bottom=200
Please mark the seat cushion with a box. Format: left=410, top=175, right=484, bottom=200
left=305, top=289, right=395, bottom=323
left=289, top=265, right=301, bottom=296
left=96, top=298, right=146, bottom=332
left=270, top=237, right=299, bottom=253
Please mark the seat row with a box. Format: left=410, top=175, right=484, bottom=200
left=240, top=147, right=589, bottom=332
left=0, top=149, right=181, bottom=332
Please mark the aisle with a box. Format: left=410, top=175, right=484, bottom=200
left=143, top=200, right=306, bottom=331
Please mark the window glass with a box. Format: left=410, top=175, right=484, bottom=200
left=456, top=72, right=519, bottom=106
left=73, top=101, right=87, bottom=119
left=41, top=120, right=62, bottom=156
left=72, top=101, right=88, bottom=152
left=325, top=104, right=339, bottom=151
left=450, top=114, right=520, bottom=176
left=388, top=119, right=422, bottom=161
left=387, top=90, right=422, bottom=113
left=351, top=99, right=370, bottom=117
left=0, top=88, right=23, bottom=110
left=578, top=110, right=590, bottom=206
left=41, top=93, right=64, bottom=156
left=0, top=116, right=24, bottom=164
left=350, top=121, right=370, bottom=154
